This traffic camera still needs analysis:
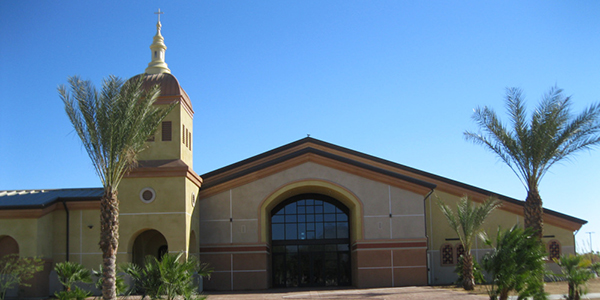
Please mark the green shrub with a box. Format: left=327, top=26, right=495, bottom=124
left=54, top=286, right=90, bottom=300
left=92, top=265, right=128, bottom=296
left=123, top=252, right=212, bottom=300
left=54, top=261, right=92, bottom=299
left=554, top=254, right=595, bottom=300
left=481, top=225, right=547, bottom=300
left=0, top=254, right=44, bottom=300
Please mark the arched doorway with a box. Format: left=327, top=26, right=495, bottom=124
left=132, top=229, right=168, bottom=266
left=271, top=193, right=351, bottom=287
left=0, top=236, right=19, bottom=257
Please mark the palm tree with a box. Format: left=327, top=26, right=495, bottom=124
left=464, top=86, right=600, bottom=238
left=59, top=75, right=173, bottom=300
left=437, top=196, right=501, bottom=290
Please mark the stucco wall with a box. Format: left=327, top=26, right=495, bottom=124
left=198, top=161, right=430, bottom=289
left=426, top=190, right=577, bottom=285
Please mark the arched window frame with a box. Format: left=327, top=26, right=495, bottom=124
left=548, top=240, right=561, bottom=261
left=441, top=243, right=454, bottom=266
left=270, top=193, right=350, bottom=242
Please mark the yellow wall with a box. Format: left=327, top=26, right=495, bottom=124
left=136, top=104, right=194, bottom=166
left=426, top=190, right=576, bottom=252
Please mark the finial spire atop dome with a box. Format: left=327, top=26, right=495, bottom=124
left=145, top=8, right=171, bottom=74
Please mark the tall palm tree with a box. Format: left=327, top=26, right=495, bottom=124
left=465, top=87, right=600, bottom=239
left=59, top=75, right=173, bottom=300
left=437, top=196, right=501, bottom=290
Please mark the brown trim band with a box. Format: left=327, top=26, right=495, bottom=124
left=352, top=239, right=428, bottom=251
left=200, top=244, right=270, bottom=254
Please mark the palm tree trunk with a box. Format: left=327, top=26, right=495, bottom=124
left=524, top=187, right=545, bottom=299
left=99, top=189, right=119, bottom=300
left=523, top=188, right=543, bottom=239
left=499, top=288, right=510, bottom=300
left=462, top=252, right=475, bottom=290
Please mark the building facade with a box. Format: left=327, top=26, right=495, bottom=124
left=0, top=19, right=586, bottom=297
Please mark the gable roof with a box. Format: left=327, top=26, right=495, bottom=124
left=201, top=137, right=586, bottom=228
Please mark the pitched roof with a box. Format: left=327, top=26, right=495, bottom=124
left=0, top=188, right=103, bottom=209
left=201, top=137, right=587, bottom=226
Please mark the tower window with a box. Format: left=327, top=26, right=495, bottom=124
left=154, top=51, right=157, bottom=58
left=185, top=128, right=189, bottom=148
left=162, top=121, right=172, bottom=141
left=182, top=125, right=186, bottom=145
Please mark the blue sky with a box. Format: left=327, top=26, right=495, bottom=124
left=1, top=1, right=599, bottom=252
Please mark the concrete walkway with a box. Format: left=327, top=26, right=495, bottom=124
left=205, top=286, right=488, bottom=299
left=206, top=287, right=600, bottom=300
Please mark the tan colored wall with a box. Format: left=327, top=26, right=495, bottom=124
left=0, top=214, right=55, bottom=258
left=198, top=162, right=428, bottom=246
left=426, top=191, right=577, bottom=285
left=136, top=104, right=194, bottom=166
left=198, top=161, right=430, bottom=290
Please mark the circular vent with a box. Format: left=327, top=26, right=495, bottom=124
left=139, top=188, right=156, bottom=203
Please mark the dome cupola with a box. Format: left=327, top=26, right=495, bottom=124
left=145, top=9, right=171, bottom=75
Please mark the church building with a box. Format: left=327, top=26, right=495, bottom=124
left=0, top=18, right=586, bottom=297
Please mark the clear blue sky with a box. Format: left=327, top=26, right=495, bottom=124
left=1, top=1, right=599, bottom=252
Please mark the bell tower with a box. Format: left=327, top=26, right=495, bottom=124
left=117, top=10, right=202, bottom=265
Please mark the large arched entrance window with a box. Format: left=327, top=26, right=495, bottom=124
left=271, top=193, right=351, bottom=287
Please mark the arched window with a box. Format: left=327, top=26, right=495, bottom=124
left=441, top=244, right=454, bottom=265
left=548, top=240, right=561, bottom=261
left=271, top=193, right=350, bottom=287
left=0, top=236, right=19, bottom=258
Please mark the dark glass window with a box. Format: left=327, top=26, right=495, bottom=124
left=161, top=121, right=172, bottom=141
left=271, top=194, right=350, bottom=241
left=271, top=194, right=351, bottom=287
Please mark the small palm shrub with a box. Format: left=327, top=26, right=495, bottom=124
left=54, top=261, right=92, bottom=300
left=121, top=257, right=162, bottom=298
left=92, top=265, right=128, bottom=296
left=123, top=252, right=212, bottom=300
left=554, top=254, right=595, bottom=300
left=481, top=225, right=547, bottom=300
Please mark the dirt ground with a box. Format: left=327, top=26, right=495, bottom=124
left=433, top=277, right=600, bottom=297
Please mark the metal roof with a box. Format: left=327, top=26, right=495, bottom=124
left=0, top=188, right=103, bottom=209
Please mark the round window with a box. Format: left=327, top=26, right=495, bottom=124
left=139, top=188, right=156, bottom=203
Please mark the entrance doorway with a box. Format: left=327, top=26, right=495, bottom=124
left=271, top=194, right=351, bottom=287
left=132, top=229, right=168, bottom=266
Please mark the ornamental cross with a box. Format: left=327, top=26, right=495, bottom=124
left=154, top=8, right=164, bottom=22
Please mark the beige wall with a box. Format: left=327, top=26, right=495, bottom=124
left=198, top=162, right=428, bottom=246
left=137, top=104, right=194, bottom=166
left=198, top=161, right=431, bottom=289
left=426, top=190, right=577, bottom=285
